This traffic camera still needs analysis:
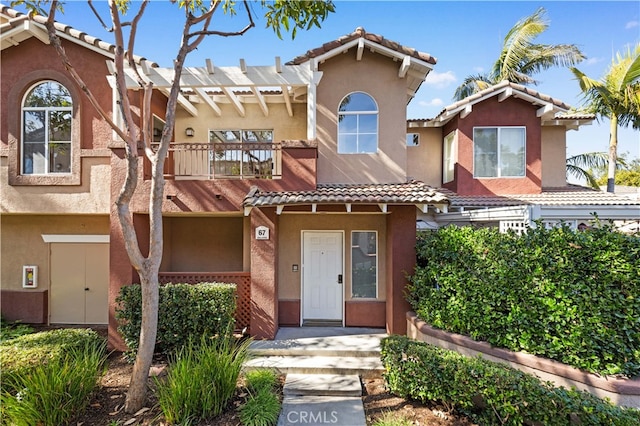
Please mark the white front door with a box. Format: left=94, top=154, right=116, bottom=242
left=302, top=232, right=343, bottom=322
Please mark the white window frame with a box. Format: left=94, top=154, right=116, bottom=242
left=337, top=92, right=378, bottom=154
left=473, top=126, right=526, bottom=178
left=443, top=130, right=457, bottom=183
left=21, top=80, right=73, bottom=175
left=350, top=230, right=378, bottom=299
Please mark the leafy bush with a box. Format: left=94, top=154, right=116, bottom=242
left=155, top=335, right=251, bottom=424
left=1, top=334, right=106, bottom=426
left=408, top=223, right=640, bottom=377
left=0, top=328, right=105, bottom=381
left=245, top=369, right=279, bottom=393
left=116, top=282, right=237, bottom=356
left=239, top=387, right=281, bottom=426
left=381, top=336, right=640, bottom=426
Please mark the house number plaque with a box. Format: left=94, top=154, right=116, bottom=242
left=255, top=226, right=270, bottom=240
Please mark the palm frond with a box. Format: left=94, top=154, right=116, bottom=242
left=520, top=44, right=585, bottom=76
left=566, top=152, right=610, bottom=170
left=493, top=7, right=548, bottom=82
left=566, top=164, right=601, bottom=189
left=453, top=74, right=493, bottom=101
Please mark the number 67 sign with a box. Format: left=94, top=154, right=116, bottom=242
left=255, top=226, right=270, bottom=240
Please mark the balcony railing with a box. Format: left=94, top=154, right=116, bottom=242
left=155, top=142, right=281, bottom=180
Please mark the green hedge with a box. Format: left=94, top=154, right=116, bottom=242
left=116, top=282, right=237, bottom=357
left=408, top=223, right=640, bottom=377
left=0, top=328, right=105, bottom=383
left=381, top=336, right=640, bottom=426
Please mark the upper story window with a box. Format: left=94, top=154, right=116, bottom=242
left=406, top=133, right=420, bottom=146
left=209, top=129, right=276, bottom=178
left=22, top=81, right=73, bottom=175
left=443, top=131, right=456, bottom=183
left=473, top=127, right=525, bottom=178
left=338, top=92, right=378, bottom=154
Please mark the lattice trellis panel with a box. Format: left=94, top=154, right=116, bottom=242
left=158, top=272, right=251, bottom=333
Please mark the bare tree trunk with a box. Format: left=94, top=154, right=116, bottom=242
left=606, top=115, right=619, bottom=193
left=124, top=272, right=159, bottom=412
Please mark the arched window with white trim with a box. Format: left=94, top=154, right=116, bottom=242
left=22, top=81, right=73, bottom=174
left=337, top=92, right=378, bottom=154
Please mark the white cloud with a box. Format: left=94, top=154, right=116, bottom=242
left=423, top=70, right=456, bottom=89
left=419, top=98, right=444, bottom=107
left=586, top=57, right=604, bottom=65
left=626, top=20, right=639, bottom=29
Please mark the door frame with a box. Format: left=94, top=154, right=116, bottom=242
left=300, top=230, right=345, bottom=326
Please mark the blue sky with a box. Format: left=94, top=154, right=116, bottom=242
left=13, top=1, right=640, bottom=167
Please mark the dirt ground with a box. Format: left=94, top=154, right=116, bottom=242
left=70, top=352, right=476, bottom=426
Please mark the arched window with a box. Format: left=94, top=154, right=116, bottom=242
left=22, top=81, right=73, bottom=174
left=337, top=92, right=378, bottom=154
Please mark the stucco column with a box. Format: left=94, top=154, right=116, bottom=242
left=385, top=205, right=416, bottom=335
left=250, top=207, right=279, bottom=339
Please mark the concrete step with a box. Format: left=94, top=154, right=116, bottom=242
left=249, top=347, right=381, bottom=357
left=283, top=373, right=362, bottom=397
left=244, top=355, right=384, bottom=377
left=278, top=395, right=366, bottom=426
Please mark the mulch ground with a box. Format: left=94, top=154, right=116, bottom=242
left=70, top=352, right=476, bottom=425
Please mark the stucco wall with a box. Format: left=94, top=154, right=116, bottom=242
left=541, top=126, right=568, bottom=187
left=446, top=96, right=543, bottom=195
left=406, top=127, right=443, bottom=186
left=316, top=50, right=409, bottom=184
left=0, top=214, right=110, bottom=292
left=174, top=102, right=307, bottom=142
left=161, top=216, right=244, bottom=272
left=277, top=213, right=387, bottom=302
left=1, top=156, right=111, bottom=213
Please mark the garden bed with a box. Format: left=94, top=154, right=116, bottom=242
left=407, top=311, right=640, bottom=409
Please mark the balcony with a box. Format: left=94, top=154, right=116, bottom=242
left=149, top=142, right=282, bottom=180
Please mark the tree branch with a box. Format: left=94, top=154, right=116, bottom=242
left=87, top=0, right=115, bottom=32
left=187, top=0, right=255, bottom=42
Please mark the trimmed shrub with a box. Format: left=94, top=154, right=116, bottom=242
left=245, top=369, right=279, bottom=393
left=0, top=328, right=105, bottom=383
left=408, top=223, right=640, bottom=377
left=0, top=317, right=34, bottom=342
left=116, top=282, right=237, bottom=356
left=0, top=331, right=106, bottom=426
left=155, top=335, right=251, bottom=424
left=381, top=336, right=640, bottom=426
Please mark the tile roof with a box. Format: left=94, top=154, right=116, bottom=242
left=244, top=181, right=449, bottom=207
left=1, top=5, right=155, bottom=66
left=287, top=26, right=436, bottom=66
left=440, top=186, right=640, bottom=208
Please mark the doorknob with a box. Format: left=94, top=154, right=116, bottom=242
left=337, top=274, right=343, bottom=284
left=84, top=288, right=90, bottom=291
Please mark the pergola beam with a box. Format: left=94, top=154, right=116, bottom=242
left=221, top=87, right=245, bottom=117
left=195, top=88, right=222, bottom=117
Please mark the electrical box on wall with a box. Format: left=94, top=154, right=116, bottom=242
left=22, top=265, right=37, bottom=288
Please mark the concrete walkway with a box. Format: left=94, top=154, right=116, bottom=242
left=247, top=327, right=386, bottom=426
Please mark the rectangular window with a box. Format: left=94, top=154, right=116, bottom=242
left=443, top=131, right=456, bottom=183
left=473, top=127, right=525, bottom=178
left=209, top=129, right=275, bottom=178
left=351, top=231, right=377, bottom=299
left=406, top=133, right=419, bottom=146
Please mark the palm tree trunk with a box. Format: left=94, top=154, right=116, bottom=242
left=606, top=115, right=618, bottom=193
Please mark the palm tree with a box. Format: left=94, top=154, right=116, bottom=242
left=454, top=7, right=584, bottom=100
left=571, top=43, right=640, bottom=193
left=566, top=152, right=628, bottom=189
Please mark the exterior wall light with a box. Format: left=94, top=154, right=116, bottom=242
left=185, top=127, right=195, bottom=137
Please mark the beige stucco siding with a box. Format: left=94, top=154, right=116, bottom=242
left=0, top=156, right=111, bottom=214
left=160, top=216, right=244, bottom=272
left=277, top=213, right=387, bottom=302
left=406, top=127, right=443, bottom=186
left=0, top=215, right=110, bottom=292
left=175, top=102, right=307, bottom=142
left=316, top=50, right=409, bottom=184
left=541, top=127, right=568, bottom=187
